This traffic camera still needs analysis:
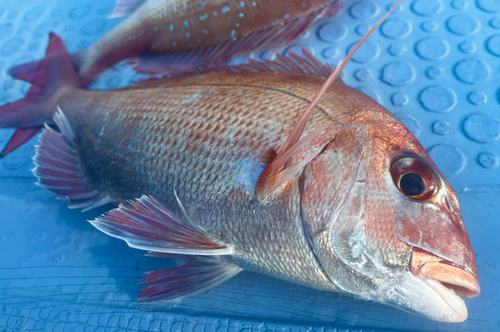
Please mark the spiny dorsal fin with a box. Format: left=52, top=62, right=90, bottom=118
left=134, top=47, right=342, bottom=86
left=210, top=47, right=338, bottom=80
left=110, top=0, right=146, bottom=18
left=255, top=0, right=404, bottom=201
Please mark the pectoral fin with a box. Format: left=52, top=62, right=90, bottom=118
left=89, top=195, right=234, bottom=256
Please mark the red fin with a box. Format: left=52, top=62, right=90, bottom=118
left=8, top=60, right=40, bottom=83
left=138, top=256, right=241, bottom=302
left=134, top=47, right=341, bottom=85
left=255, top=0, right=403, bottom=201
left=0, top=127, right=43, bottom=158
left=33, top=107, right=112, bottom=211
left=131, top=1, right=342, bottom=77
left=110, top=0, right=146, bottom=18
left=0, top=33, right=81, bottom=154
left=89, top=195, right=234, bottom=255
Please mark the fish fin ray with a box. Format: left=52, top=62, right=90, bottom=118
left=89, top=195, right=234, bottom=256
left=255, top=124, right=337, bottom=200
left=110, top=0, right=146, bottom=18
left=131, top=1, right=342, bottom=77
left=0, top=127, right=43, bottom=158
left=138, top=256, right=241, bottom=302
left=254, top=0, right=402, bottom=201
left=33, top=107, right=112, bottom=210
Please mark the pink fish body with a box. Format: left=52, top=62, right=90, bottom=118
left=9, top=0, right=342, bottom=87
left=0, top=30, right=480, bottom=323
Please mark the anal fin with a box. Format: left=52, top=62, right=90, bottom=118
left=90, top=195, right=233, bottom=256
left=138, top=256, right=241, bottom=302
left=33, top=107, right=112, bottom=211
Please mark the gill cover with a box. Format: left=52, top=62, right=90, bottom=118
left=299, top=127, right=413, bottom=298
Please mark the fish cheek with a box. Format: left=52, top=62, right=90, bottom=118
left=299, top=128, right=383, bottom=294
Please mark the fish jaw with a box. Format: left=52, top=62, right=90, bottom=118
left=409, top=249, right=480, bottom=322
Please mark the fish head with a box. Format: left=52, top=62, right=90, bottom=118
left=299, top=118, right=479, bottom=322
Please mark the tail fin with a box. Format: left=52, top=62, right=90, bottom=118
left=0, top=33, right=81, bottom=158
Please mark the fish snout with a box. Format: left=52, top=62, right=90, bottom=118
left=411, top=249, right=480, bottom=322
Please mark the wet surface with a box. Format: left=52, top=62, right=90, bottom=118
left=0, top=0, right=499, bottom=331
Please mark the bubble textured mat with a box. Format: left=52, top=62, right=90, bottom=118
left=0, top=0, right=499, bottom=331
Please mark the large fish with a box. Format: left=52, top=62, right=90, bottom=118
left=9, top=0, right=342, bottom=85
left=2, top=0, right=342, bottom=158
left=0, top=13, right=480, bottom=323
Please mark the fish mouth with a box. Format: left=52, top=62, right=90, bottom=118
left=411, top=249, right=480, bottom=322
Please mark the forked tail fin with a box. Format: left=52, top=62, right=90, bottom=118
left=0, top=33, right=81, bottom=158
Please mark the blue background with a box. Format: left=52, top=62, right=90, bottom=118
left=0, top=0, right=499, bottom=331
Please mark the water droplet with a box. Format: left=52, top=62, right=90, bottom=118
left=380, top=19, right=412, bottom=39
left=420, top=86, right=456, bottom=112
left=381, top=62, right=415, bottom=86
left=459, top=41, right=476, bottom=53
left=421, top=20, right=439, bottom=32
left=317, top=23, right=347, bottom=42
left=354, top=69, right=372, bottom=82
left=468, top=91, right=487, bottom=105
left=415, top=37, right=449, bottom=60
left=412, top=0, right=443, bottom=16
left=389, top=44, right=406, bottom=56
left=451, top=0, right=467, bottom=9
left=432, top=121, right=451, bottom=135
left=486, top=35, right=500, bottom=56
left=348, top=41, right=380, bottom=63
left=428, top=144, right=466, bottom=176
left=463, top=113, right=500, bottom=142
left=349, top=1, right=378, bottom=20
left=426, top=66, right=445, bottom=79
left=322, top=47, right=338, bottom=59
left=392, top=93, right=409, bottom=106
left=477, top=0, right=500, bottom=13
left=454, top=59, right=490, bottom=84
left=447, top=14, right=479, bottom=36
left=478, top=153, right=499, bottom=169
left=396, top=114, right=421, bottom=136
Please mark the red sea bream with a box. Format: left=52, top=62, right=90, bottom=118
left=0, top=17, right=480, bottom=323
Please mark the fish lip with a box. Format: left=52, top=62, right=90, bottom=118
left=411, top=249, right=480, bottom=322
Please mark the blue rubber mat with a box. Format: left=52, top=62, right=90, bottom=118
left=1, top=0, right=499, bottom=331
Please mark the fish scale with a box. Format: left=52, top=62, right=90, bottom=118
left=0, top=29, right=480, bottom=322
left=56, top=73, right=346, bottom=290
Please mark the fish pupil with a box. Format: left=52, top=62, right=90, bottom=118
left=400, top=173, right=425, bottom=196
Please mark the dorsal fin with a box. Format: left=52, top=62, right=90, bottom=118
left=255, top=0, right=404, bottom=202
left=110, top=0, right=146, bottom=18
left=134, top=47, right=342, bottom=85
left=210, top=47, right=337, bottom=80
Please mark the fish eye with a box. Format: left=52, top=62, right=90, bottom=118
left=400, top=173, right=425, bottom=197
left=391, top=154, right=439, bottom=201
